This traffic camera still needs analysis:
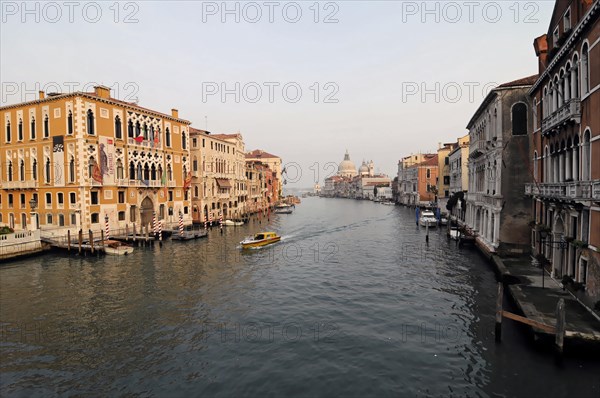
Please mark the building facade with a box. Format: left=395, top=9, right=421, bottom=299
left=465, top=76, right=536, bottom=254
left=526, top=0, right=600, bottom=299
left=0, top=86, right=191, bottom=235
left=189, top=129, right=247, bottom=223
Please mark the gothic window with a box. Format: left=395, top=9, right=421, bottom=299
left=67, top=111, right=73, bottom=134
left=512, top=103, right=527, bottom=135
left=44, top=114, right=49, bottom=138
left=115, top=115, right=122, bottom=139
left=87, top=109, right=95, bottom=135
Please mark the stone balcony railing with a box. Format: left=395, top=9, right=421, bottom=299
left=469, top=140, right=487, bottom=158
left=525, top=180, right=597, bottom=201
left=2, top=180, right=38, bottom=189
left=466, top=192, right=502, bottom=207
left=127, top=137, right=163, bottom=150
left=128, top=179, right=162, bottom=188
left=542, top=98, right=581, bottom=134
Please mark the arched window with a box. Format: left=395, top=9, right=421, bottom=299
left=182, top=132, right=187, bottom=150
left=136, top=163, right=142, bottom=180
left=30, top=116, right=36, bottom=139
left=115, top=115, right=122, bottom=139
left=128, top=120, right=134, bottom=138
left=67, top=111, right=73, bottom=135
left=88, top=156, right=96, bottom=178
left=116, top=159, right=123, bottom=179
left=19, top=159, right=25, bottom=181
left=581, top=43, right=589, bottom=94
left=135, top=121, right=141, bottom=137
left=45, top=158, right=51, bottom=183
left=512, top=103, right=527, bottom=135
left=533, top=151, right=538, bottom=180
left=151, top=164, right=156, bottom=180
left=87, top=109, right=95, bottom=135
left=143, top=163, right=150, bottom=180
left=7, top=161, right=12, bottom=181
left=542, top=87, right=548, bottom=117
left=573, top=135, right=580, bottom=180
left=18, top=119, right=23, bottom=141
left=167, top=164, right=172, bottom=181
left=193, top=156, right=198, bottom=172
left=69, top=156, right=75, bottom=182
left=129, top=161, right=135, bottom=179
left=572, top=54, right=579, bottom=98
left=165, top=128, right=171, bottom=147
left=44, top=114, right=49, bottom=138
left=32, top=159, right=37, bottom=180
left=143, top=123, right=148, bottom=140
left=149, top=125, right=154, bottom=143
left=5, top=120, right=10, bottom=142
left=582, top=129, right=591, bottom=180
left=194, top=186, right=199, bottom=197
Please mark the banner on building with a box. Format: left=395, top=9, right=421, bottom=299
left=52, top=135, right=65, bottom=186
left=99, top=136, right=116, bottom=185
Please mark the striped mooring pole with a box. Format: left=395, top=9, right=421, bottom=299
left=104, top=214, right=110, bottom=240
left=178, top=211, right=184, bottom=236
left=158, top=219, right=162, bottom=241
left=152, top=211, right=157, bottom=237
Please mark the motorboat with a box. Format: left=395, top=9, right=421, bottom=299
left=240, top=232, right=281, bottom=249
left=449, top=227, right=461, bottom=240
left=171, top=228, right=208, bottom=241
left=103, top=240, right=134, bottom=255
left=381, top=201, right=395, bottom=205
left=419, top=210, right=438, bottom=228
left=223, top=219, right=245, bottom=226
left=274, top=204, right=293, bottom=214
left=440, top=216, right=448, bottom=225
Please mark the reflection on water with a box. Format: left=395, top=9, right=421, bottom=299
left=1, top=198, right=599, bottom=397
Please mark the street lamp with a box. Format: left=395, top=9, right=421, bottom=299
left=29, top=198, right=38, bottom=230
left=538, top=229, right=567, bottom=288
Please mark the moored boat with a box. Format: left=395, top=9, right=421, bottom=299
left=418, top=210, right=438, bottom=228
left=223, top=220, right=245, bottom=226
left=240, top=232, right=281, bottom=249
left=103, top=240, right=134, bottom=255
left=171, top=228, right=208, bottom=241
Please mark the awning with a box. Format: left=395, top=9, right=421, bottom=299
left=215, top=178, right=232, bottom=189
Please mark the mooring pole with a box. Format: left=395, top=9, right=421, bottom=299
left=555, top=298, right=565, bottom=354
left=89, top=230, right=94, bottom=254
left=78, top=229, right=83, bottom=255
left=67, top=230, right=71, bottom=252
left=495, top=282, right=503, bottom=342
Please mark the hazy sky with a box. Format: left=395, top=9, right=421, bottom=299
left=1, top=1, right=555, bottom=187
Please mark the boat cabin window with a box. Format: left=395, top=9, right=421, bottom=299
left=255, top=234, right=264, bottom=240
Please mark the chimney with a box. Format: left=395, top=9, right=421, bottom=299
left=38, top=91, right=45, bottom=99
left=94, top=85, right=111, bottom=99
left=171, top=108, right=179, bottom=118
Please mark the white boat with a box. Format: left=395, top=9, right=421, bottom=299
left=419, top=210, right=438, bottom=228
left=449, top=228, right=460, bottom=240
left=381, top=201, right=395, bottom=205
left=171, top=229, right=208, bottom=241
left=440, top=217, right=448, bottom=226
left=274, top=204, right=293, bottom=214
left=223, top=220, right=245, bottom=226
left=103, top=240, right=134, bottom=255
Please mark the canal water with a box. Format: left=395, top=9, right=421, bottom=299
left=1, top=197, right=598, bottom=397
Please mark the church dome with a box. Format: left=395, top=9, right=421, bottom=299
left=338, top=150, right=357, bottom=177
left=359, top=161, right=369, bottom=175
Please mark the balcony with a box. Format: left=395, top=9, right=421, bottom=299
left=542, top=98, right=581, bottom=135
left=167, top=181, right=176, bottom=187
left=525, top=181, right=595, bottom=201
left=116, top=178, right=129, bottom=187
left=128, top=179, right=162, bottom=188
left=469, top=140, right=487, bottom=158
left=127, top=137, right=162, bottom=150
left=2, top=180, right=38, bottom=189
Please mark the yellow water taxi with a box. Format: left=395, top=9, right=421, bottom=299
left=240, top=232, right=281, bottom=249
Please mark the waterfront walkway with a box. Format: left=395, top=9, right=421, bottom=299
left=494, top=255, right=600, bottom=346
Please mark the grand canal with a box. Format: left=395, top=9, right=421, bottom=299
left=1, top=198, right=599, bottom=397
